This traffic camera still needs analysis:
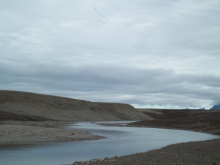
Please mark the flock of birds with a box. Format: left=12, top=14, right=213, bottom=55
left=93, top=6, right=108, bottom=21
left=60, top=6, right=113, bottom=23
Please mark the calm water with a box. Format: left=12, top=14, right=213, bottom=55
left=0, top=121, right=219, bottom=165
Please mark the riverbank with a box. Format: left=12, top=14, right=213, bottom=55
left=69, top=139, right=220, bottom=165
left=128, top=109, right=220, bottom=135
left=0, top=121, right=104, bottom=144
left=1, top=108, right=220, bottom=164
left=68, top=109, right=220, bottom=165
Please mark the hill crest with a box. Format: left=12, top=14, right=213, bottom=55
left=0, top=90, right=152, bottom=121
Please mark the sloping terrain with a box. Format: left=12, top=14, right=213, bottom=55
left=210, top=103, right=220, bottom=110
left=95, top=103, right=152, bottom=120
left=0, top=90, right=151, bottom=121
left=131, top=109, right=220, bottom=135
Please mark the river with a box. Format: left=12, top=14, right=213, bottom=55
left=0, top=121, right=219, bottom=165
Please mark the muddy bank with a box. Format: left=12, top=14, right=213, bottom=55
left=0, top=121, right=104, bottom=145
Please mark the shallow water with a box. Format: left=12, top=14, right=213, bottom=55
left=0, top=121, right=219, bottom=165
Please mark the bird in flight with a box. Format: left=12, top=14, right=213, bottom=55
left=59, top=6, right=113, bottom=23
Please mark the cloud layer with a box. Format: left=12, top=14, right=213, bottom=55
left=1, top=0, right=220, bottom=109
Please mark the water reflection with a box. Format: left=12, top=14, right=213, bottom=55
left=0, top=121, right=219, bottom=165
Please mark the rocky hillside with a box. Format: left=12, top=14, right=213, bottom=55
left=0, top=90, right=152, bottom=121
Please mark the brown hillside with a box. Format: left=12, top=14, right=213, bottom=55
left=96, top=103, right=152, bottom=120
left=0, top=90, right=151, bottom=121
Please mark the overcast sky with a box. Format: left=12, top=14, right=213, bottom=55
left=1, top=0, right=220, bottom=109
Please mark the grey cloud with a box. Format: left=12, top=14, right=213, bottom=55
left=1, top=0, right=220, bottom=109
left=1, top=61, right=220, bottom=108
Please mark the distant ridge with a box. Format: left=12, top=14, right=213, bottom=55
left=210, top=103, right=220, bottom=110
left=0, top=90, right=152, bottom=121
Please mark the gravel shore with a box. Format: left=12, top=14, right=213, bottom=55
left=1, top=109, right=220, bottom=165
left=67, top=109, right=220, bottom=165
left=0, top=121, right=104, bottom=144
left=69, top=139, right=220, bottom=165
left=1, top=91, right=219, bottom=164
